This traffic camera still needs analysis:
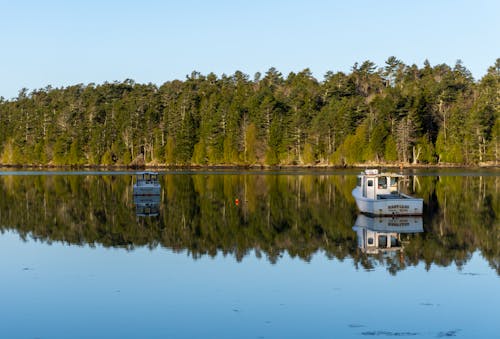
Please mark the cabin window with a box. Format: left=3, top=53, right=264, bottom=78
left=378, top=235, right=388, bottom=247
left=390, top=177, right=398, bottom=186
left=378, top=177, right=387, bottom=189
left=367, top=180, right=373, bottom=187
left=390, top=236, right=399, bottom=247
left=356, top=177, right=362, bottom=187
left=368, top=238, right=374, bottom=245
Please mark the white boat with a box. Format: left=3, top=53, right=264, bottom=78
left=352, top=169, right=423, bottom=216
left=352, top=214, right=423, bottom=254
left=133, top=172, right=161, bottom=196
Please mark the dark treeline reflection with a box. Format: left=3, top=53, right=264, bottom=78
left=0, top=173, right=498, bottom=275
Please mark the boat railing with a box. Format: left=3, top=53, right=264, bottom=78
left=135, top=172, right=159, bottom=183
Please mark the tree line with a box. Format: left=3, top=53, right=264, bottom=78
left=0, top=58, right=498, bottom=167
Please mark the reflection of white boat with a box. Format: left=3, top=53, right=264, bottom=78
left=133, top=195, right=161, bottom=217
left=133, top=172, right=161, bottom=196
left=352, top=214, right=423, bottom=254
left=354, top=214, right=423, bottom=233
left=352, top=169, right=423, bottom=216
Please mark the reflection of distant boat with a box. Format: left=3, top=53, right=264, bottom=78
left=133, top=172, right=161, bottom=196
left=352, top=169, right=423, bottom=216
left=134, top=195, right=161, bottom=217
left=352, top=214, right=423, bottom=254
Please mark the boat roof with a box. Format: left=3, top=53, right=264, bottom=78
left=360, top=169, right=403, bottom=177
left=136, top=171, right=159, bottom=175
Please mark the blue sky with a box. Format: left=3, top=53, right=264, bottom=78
left=0, top=0, right=498, bottom=99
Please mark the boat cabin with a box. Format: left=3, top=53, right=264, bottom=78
left=356, top=169, right=401, bottom=200
left=133, top=171, right=161, bottom=196
left=135, top=172, right=159, bottom=185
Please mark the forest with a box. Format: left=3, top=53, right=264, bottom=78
left=0, top=58, right=498, bottom=167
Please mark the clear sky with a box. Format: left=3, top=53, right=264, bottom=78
left=0, top=0, right=499, bottom=99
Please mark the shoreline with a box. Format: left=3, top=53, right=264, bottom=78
left=0, top=163, right=498, bottom=171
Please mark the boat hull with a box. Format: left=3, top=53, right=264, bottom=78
left=352, top=188, right=423, bottom=216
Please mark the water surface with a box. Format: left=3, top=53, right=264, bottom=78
left=0, top=169, right=498, bottom=338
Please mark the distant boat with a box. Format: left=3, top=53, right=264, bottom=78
left=352, top=169, right=423, bottom=216
left=352, top=214, right=423, bottom=254
left=133, top=172, right=161, bottom=196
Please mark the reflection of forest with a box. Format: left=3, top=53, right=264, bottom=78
left=0, top=173, right=498, bottom=275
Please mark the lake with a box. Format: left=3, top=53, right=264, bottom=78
left=0, top=169, right=498, bottom=338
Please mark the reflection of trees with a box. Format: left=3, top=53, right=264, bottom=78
left=0, top=172, right=497, bottom=275
left=159, top=174, right=359, bottom=263
left=422, top=175, right=499, bottom=275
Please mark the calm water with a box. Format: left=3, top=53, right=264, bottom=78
left=0, top=169, right=498, bottom=338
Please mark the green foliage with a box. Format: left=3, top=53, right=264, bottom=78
left=368, top=123, right=389, bottom=161
left=265, top=118, right=283, bottom=165
left=244, top=123, right=257, bottom=164
left=33, top=141, right=47, bottom=164
left=486, top=118, right=499, bottom=163
left=223, top=136, right=239, bottom=164
left=53, top=136, right=68, bottom=165
left=165, top=136, right=175, bottom=165
left=331, top=123, right=367, bottom=165
left=68, top=139, right=83, bottom=166
left=175, top=111, right=197, bottom=164
left=100, top=150, right=113, bottom=165
left=192, top=140, right=207, bottom=165
left=1, top=139, right=21, bottom=164
left=436, top=130, right=464, bottom=163
left=415, top=135, right=436, bottom=164
left=384, top=135, right=398, bottom=162
left=302, top=143, right=315, bottom=165
left=0, top=60, right=498, bottom=167
left=265, top=147, right=279, bottom=166
left=122, top=149, right=132, bottom=165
